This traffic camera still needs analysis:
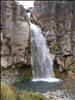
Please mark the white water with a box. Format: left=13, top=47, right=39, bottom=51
left=32, top=78, right=60, bottom=82
left=28, top=13, right=60, bottom=82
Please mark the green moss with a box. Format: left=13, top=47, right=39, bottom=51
left=68, top=66, right=75, bottom=73
left=64, top=60, right=75, bottom=73
left=13, top=62, right=32, bottom=81
left=14, top=62, right=24, bottom=68
left=54, top=69, right=68, bottom=80
left=19, top=67, right=32, bottom=81
left=47, top=38, right=53, bottom=45
left=51, top=43, right=61, bottom=54
left=47, top=38, right=61, bottom=54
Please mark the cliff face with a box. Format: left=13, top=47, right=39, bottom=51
left=33, top=1, right=75, bottom=59
left=1, top=1, right=30, bottom=68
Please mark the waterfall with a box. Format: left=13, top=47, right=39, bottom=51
left=28, top=12, right=60, bottom=82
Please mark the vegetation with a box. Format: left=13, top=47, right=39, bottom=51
left=19, top=67, right=32, bottom=81
left=1, top=83, right=17, bottom=100
left=54, top=69, right=68, bottom=80
left=68, top=60, right=75, bottom=73
left=47, top=37, right=61, bottom=54
left=51, top=43, right=61, bottom=54
left=13, top=62, right=32, bottom=81
left=17, top=91, right=47, bottom=100
left=1, top=83, right=47, bottom=100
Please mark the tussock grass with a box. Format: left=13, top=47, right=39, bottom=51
left=17, top=91, right=47, bottom=100
left=18, top=91, right=46, bottom=100
left=1, top=83, right=16, bottom=100
left=1, top=83, right=47, bottom=100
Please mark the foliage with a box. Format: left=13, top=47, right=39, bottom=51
left=14, top=63, right=32, bottom=82
left=51, top=43, right=61, bottom=54
left=54, top=69, right=68, bottom=80
left=1, top=83, right=47, bottom=100
left=17, top=91, right=47, bottom=100
left=19, top=67, right=32, bottom=81
left=66, top=59, right=75, bottom=73
left=47, top=38, right=53, bottom=45
left=1, top=83, right=17, bottom=100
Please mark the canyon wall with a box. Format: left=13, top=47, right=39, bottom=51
left=1, top=1, right=30, bottom=68
left=1, top=1, right=32, bottom=84
left=34, top=1, right=75, bottom=56
left=33, top=1, right=75, bottom=68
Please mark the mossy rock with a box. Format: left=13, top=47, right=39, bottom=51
left=11, top=63, right=33, bottom=82
left=52, top=44, right=60, bottom=53
left=68, top=66, right=75, bottom=73
left=19, top=67, right=32, bottom=81
left=66, top=60, right=75, bottom=73
left=54, top=69, right=68, bottom=80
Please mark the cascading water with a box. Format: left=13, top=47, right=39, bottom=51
left=28, top=12, right=60, bottom=82
left=30, top=24, right=55, bottom=78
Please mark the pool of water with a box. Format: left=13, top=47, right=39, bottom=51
left=14, top=79, right=63, bottom=93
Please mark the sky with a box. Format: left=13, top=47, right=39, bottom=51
left=16, top=1, right=34, bottom=9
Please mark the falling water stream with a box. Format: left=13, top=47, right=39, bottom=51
left=28, top=13, right=60, bottom=82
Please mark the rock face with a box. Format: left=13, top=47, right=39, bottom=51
left=33, top=1, right=75, bottom=58
left=33, top=1, right=75, bottom=69
left=1, top=1, right=30, bottom=68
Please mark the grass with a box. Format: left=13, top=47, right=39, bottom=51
left=1, top=83, right=47, bottom=100
left=1, top=83, right=17, bottom=100
left=17, top=91, right=47, bottom=100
